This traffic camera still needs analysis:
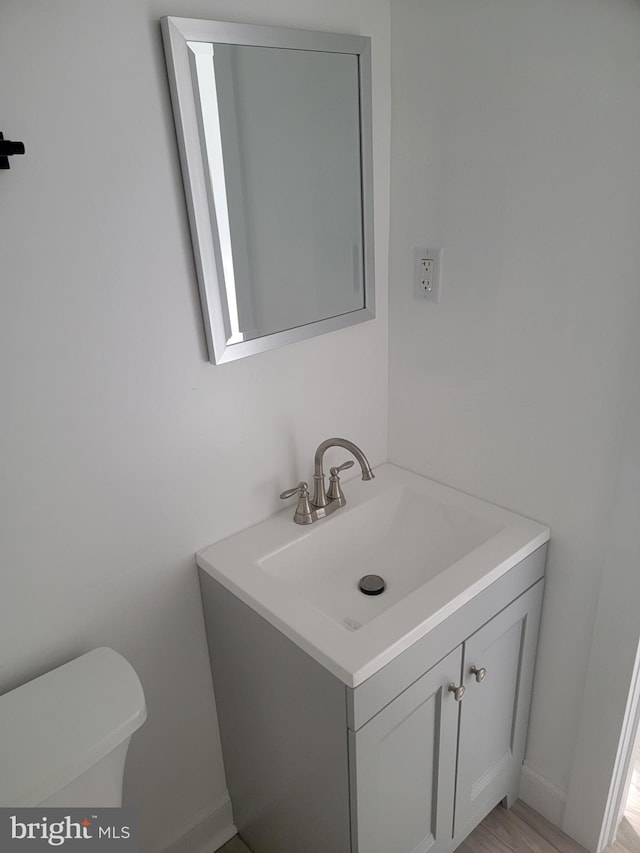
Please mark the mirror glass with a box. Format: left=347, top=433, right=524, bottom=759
left=162, top=18, right=375, bottom=364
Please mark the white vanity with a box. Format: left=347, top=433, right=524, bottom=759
left=197, top=463, right=550, bottom=853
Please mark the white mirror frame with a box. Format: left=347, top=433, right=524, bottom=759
left=161, top=17, right=376, bottom=364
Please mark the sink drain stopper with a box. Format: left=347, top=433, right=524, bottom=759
left=359, top=574, right=386, bottom=596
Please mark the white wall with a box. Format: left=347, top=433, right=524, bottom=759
left=0, top=1, right=390, bottom=851
left=563, top=336, right=640, bottom=849
left=388, top=0, right=640, bottom=830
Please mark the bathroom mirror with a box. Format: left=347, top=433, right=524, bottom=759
left=162, top=17, right=375, bottom=364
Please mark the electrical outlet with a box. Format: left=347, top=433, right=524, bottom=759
left=415, top=248, right=442, bottom=302
left=420, top=258, right=434, bottom=293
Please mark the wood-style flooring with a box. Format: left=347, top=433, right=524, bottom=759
left=215, top=802, right=587, bottom=853
left=216, top=754, right=640, bottom=853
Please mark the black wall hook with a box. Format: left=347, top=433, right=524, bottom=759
left=0, top=132, right=26, bottom=169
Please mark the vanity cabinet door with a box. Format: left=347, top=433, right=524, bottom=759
left=349, top=647, right=462, bottom=853
left=453, top=581, right=544, bottom=842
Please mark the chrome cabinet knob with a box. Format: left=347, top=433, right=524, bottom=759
left=448, top=683, right=465, bottom=702
left=470, top=665, right=487, bottom=683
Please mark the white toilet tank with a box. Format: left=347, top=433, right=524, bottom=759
left=0, top=648, right=147, bottom=807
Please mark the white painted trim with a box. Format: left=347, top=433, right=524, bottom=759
left=598, top=638, right=640, bottom=852
left=161, top=791, right=236, bottom=853
left=519, top=763, right=567, bottom=828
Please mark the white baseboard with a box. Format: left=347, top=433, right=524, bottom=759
left=519, top=763, right=567, bottom=828
left=161, top=791, right=237, bottom=853
left=159, top=768, right=564, bottom=853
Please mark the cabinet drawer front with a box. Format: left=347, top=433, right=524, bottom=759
left=453, top=580, right=544, bottom=840
left=349, top=647, right=462, bottom=853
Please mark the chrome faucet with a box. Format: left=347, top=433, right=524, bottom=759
left=280, top=437, right=375, bottom=524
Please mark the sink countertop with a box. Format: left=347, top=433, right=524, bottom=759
left=196, top=463, right=550, bottom=687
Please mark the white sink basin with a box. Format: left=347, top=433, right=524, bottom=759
left=259, top=485, right=502, bottom=631
left=197, top=464, right=549, bottom=686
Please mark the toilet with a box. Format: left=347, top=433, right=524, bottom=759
left=0, top=647, right=147, bottom=807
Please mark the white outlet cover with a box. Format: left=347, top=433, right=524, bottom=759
left=415, top=248, right=443, bottom=302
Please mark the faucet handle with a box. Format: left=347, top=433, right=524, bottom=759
left=329, top=461, right=355, bottom=477
left=280, top=481, right=309, bottom=500
left=327, top=460, right=354, bottom=502
left=279, top=482, right=315, bottom=525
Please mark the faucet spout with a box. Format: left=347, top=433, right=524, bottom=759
left=312, top=437, right=375, bottom=508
